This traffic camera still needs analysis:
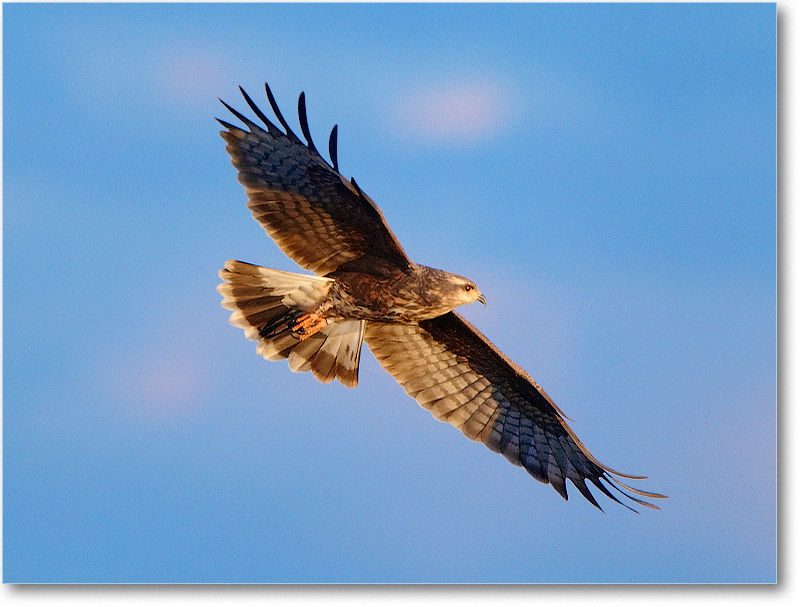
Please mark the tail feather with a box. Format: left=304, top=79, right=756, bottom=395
left=218, top=260, right=366, bottom=388
left=300, top=319, right=365, bottom=387
left=288, top=331, right=328, bottom=374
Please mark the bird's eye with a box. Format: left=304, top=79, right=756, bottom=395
left=464, top=284, right=473, bottom=292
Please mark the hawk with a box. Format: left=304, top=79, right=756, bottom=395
left=216, top=84, right=666, bottom=511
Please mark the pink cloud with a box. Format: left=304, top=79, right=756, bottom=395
left=91, top=294, right=222, bottom=424
left=125, top=349, right=204, bottom=419
left=386, top=78, right=516, bottom=145
left=156, top=43, right=231, bottom=108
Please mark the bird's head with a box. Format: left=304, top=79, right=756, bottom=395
left=442, top=273, right=486, bottom=309
left=416, top=266, right=486, bottom=319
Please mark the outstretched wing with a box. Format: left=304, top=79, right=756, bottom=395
left=364, top=312, right=667, bottom=511
left=218, top=84, right=411, bottom=276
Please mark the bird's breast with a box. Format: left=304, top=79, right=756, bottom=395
left=326, top=271, right=438, bottom=323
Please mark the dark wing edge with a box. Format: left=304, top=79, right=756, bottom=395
left=217, top=84, right=411, bottom=276
left=364, top=312, right=667, bottom=512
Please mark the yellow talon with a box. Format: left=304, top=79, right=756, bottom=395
left=292, top=312, right=328, bottom=340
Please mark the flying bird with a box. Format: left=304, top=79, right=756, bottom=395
left=216, top=84, right=666, bottom=511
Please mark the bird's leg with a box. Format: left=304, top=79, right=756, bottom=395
left=291, top=311, right=328, bottom=340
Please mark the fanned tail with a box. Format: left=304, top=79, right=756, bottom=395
left=217, top=260, right=365, bottom=388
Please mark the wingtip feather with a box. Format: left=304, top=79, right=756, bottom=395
left=329, top=124, right=339, bottom=172
left=239, top=86, right=280, bottom=134
left=264, top=82, right=302, bottom=144
left=219, top=97, right=263, bottom=132
left=298, top=91, right=318, bottom=154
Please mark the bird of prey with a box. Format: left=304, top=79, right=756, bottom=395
left=216, top=84, right=666, bottom=511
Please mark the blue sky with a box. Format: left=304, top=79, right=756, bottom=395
left=3, top=3, right=776, bottom=584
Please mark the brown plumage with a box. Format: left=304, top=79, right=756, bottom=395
left=216, top=84, right=666, bottom=511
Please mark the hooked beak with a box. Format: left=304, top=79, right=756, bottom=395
left=477, top=293, right=487, bottom=307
